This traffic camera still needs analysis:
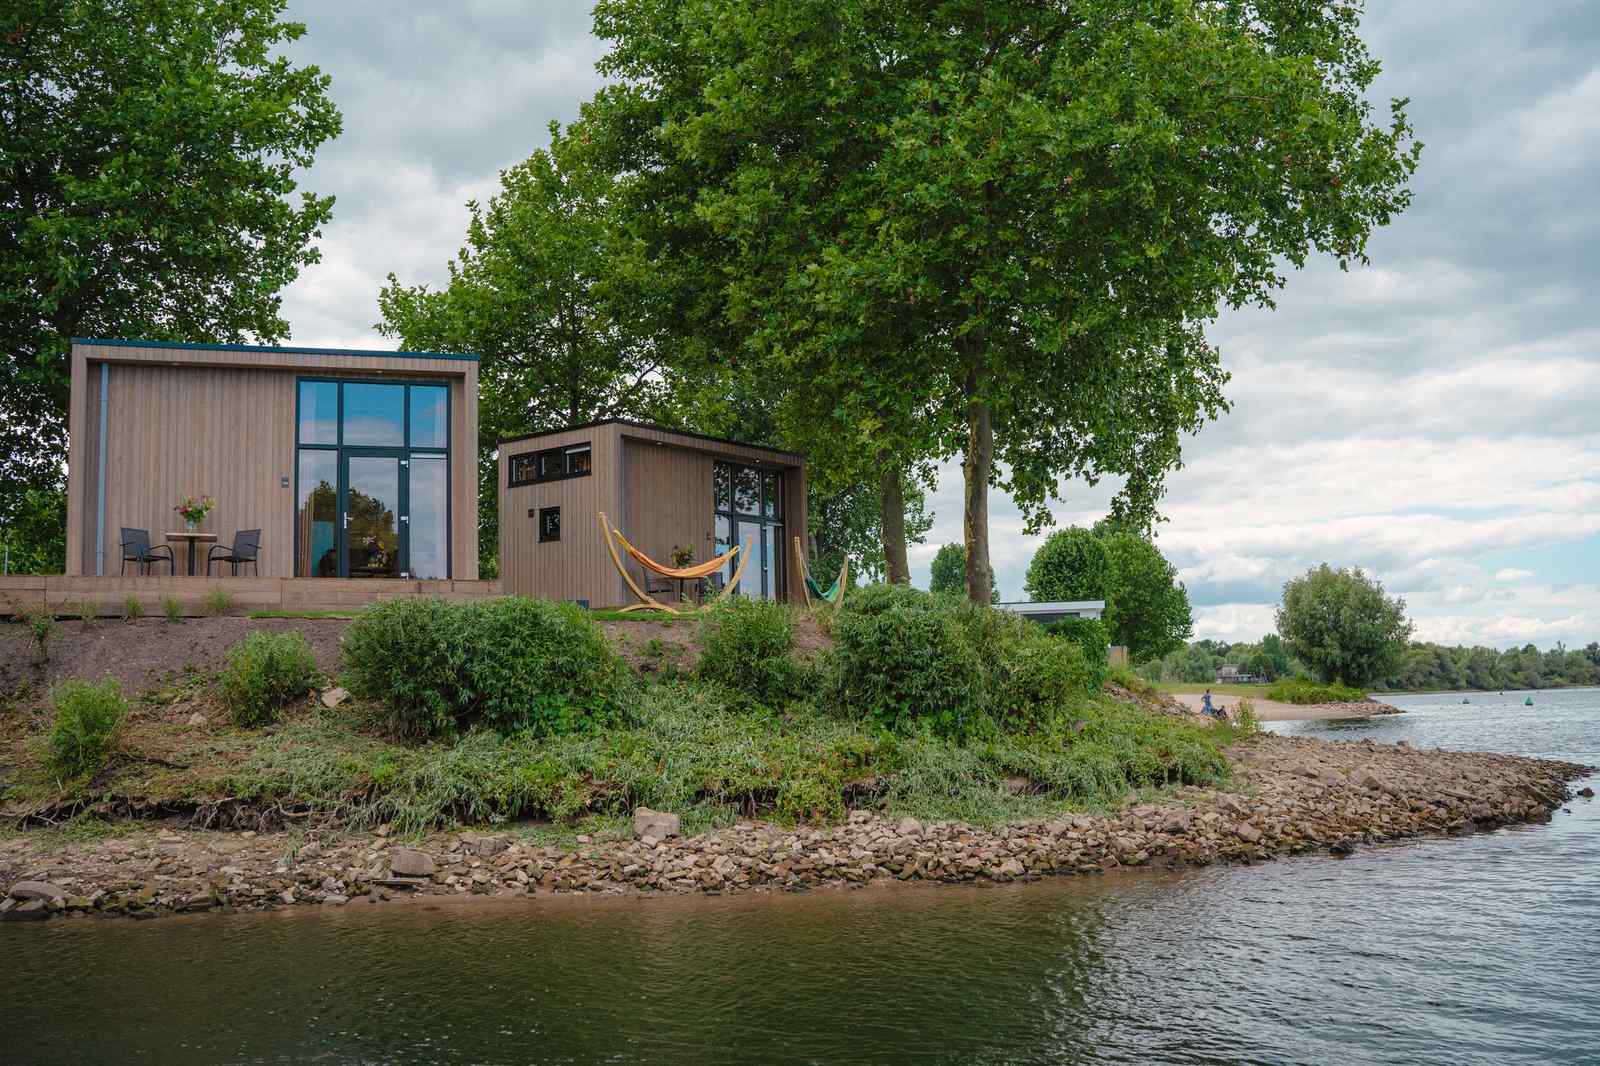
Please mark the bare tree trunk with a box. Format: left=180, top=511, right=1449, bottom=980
left=962, top=371, right=994, bottom=605
left=878, top=450, right=910, bottom=585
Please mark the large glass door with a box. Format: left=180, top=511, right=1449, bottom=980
left=714, top=461, right=784, bottom=600
left=342, top=453, right=403, bottom=578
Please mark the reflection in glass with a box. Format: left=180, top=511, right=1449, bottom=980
left=715, top=515, right=731, bottom=591
left=410, top=456, right=448, bottom=579
left=409, top=386, right=448, bottom=448
left=763, top=472, right=781, bottom=517
left=346, top=456, right=400, bottom=578
left=734, top=466, right=761, bottom=515
left=296, top=450, right=338, bottom=576
left=760, top=524, right=778, bottom=600
left=566, top=446, right=591, bottom=475
left=713, top=463, right=732, bottom=512
left=298, top=381, right=338, bottom=445
left=343, top=383, right=405, bottom=446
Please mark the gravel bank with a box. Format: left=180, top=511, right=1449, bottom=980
left=2, top=734, right=1588, bottom=922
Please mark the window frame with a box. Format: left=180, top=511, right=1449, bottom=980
left=538, top=506, right=562, bottom=543
left=293, top=376, right=452, bottom=579
left=507, top=441, right=594, bottom=487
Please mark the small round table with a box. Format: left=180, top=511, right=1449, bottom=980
left=166, top=531, right=219, bottom=577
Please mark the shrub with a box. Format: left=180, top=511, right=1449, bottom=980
left=1044, top=616, right=1110, bottom=674
left=1233, top=698, right=1261, bottom=736
left=70, top=599, right=98, bottom=624
left=697, top=597, right=809, bottom=708
left=341, top=596, right=632, bottom=738
left=162, top=596, right=182, bottom=622
left=340, top=597, right=471, bottom=737
left=1266, top=678, right=1368, bottom=704
left=991, top=634, right=1100, bottom=732
left=124, top=595, right=144, bottom=620
left=203, top=588, right=235, bottom=616
left=48, top=680, right=127, bottom=779
left=24, top=606, right=57, bottom=663
left=826, top=584, right=984, bottom=737
left=461, top=597, right=632, bottom=735
left=222, top=631, right=321, bottom=726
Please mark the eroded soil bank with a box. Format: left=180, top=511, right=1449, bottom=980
left=3, top=734, right=1588, bottom=922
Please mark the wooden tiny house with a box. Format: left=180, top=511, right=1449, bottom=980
left=64, top=338, right=481, bottom=582
left=498, top=420, right=808, bottom=608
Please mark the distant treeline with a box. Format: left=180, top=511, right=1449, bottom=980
left=1139, top=637, right=1600, bottom=692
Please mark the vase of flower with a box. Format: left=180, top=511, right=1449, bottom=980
left=175, top=494, right=215, bottom=532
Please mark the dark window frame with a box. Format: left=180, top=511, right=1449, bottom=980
left=508, top=441, right=593, bottom=487
left=538, top=506, right=561, bottom=543
left=713, top=460, right=785, bottom=600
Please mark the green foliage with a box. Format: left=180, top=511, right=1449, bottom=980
left=23, top=605, right=57, bottom=663
left=1232, top=699, right=1262, bottom=738
left=929, top=543, right=998, bottom=601
left=203, top=588, right=235, bottom=616
left=48, top=680, right=127, bottom=780
left=1, top=0, right=341, bottom=493
left=70, top=599, right=97, bottom=624
left=989, top=635, right=1100, bottom=733
left=1266, top=678, right=1369, bottom=705
left=1383, top=640, right=1600, bottom=692
left=1024, top=528, right=1108, bottom=602
left=123, top=595, right=143, bottom=621
left=340, top=597, right=632, bottom=738
left=221, top=632, right=320, bottom=727
left=1099, top=533, right=1193, bottom=662
left=697, top=597, right=810, bottom=708
left=1044, top=617, right=1110, bottom=671
left=0, top=486, right=66, bottom=575
left=825, top=585, right=986, bottom=737
left=161, top=597, right=183, bottom=623
left=1276, top=564, right=1413, bottom=687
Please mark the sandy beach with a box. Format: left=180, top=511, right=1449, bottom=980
left=1171, top=693, right=1402, bottom=722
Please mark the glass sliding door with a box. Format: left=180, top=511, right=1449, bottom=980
left=713, top=460, right=784, bottom=600
left=295, top=378, right=451, bottom=579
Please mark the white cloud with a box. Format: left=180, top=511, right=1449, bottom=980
left=1495, top=568, right=1535, bottom=581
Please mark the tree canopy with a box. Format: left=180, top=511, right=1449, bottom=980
left=929, top=542, right=997, bottom=601
left=1, top=0, right=341, bottom=545
left=1024, top=524, right=1189, bottom=660
left=581, top=0, right=1419, bottom=602
left=1276, top=564, right=1413, bottom=687
left=1023, top=527, right=1108, bottom=602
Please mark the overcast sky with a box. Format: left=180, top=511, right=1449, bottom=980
left=276, top=1, right=1599, bottom=651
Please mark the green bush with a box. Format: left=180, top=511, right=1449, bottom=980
left=340, top=597, right=472, bottom=737
left=697, top=597, right=809, bottom=708
left=991, top=634, right=1100, bottom=732
left=460, top=597, right=632, bottom=735
left=826, top=584, right=985, bottom=737
left=124, top=595, right=144, bottom=620
left=340, top=596, right=631, bottom=738
left=24, top=605, right=57, bottom=663
left=162, top=596, right=182, bottom=622
left=1266, top=678, right=1368, bottom=704
left=203, top=588, right=235, bottom=616
left=1044, top=616, right=1110, bottom=674
left=48, top=680, right=127, bottom=779
left=222, top=631, right=321, bottom=726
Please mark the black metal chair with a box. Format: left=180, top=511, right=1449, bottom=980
left=207, top=529, right=261, bottom=577
left=120, top=527, right=174, bottom=575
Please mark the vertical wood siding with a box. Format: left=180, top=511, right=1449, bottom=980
left=498, top=423, right=623, bottom=605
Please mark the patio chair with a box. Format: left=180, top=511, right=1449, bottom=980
left=207, top=529, right=261, bottom=577
left=120, top=527, right=175, bottom=575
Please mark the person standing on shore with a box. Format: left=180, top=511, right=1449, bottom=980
left=1202, top=689, right=1215, bottom=716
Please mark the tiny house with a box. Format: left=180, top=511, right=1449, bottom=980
left=64, top=338, right=481, bottom=582
left=498, top=420, right=808, bottom=607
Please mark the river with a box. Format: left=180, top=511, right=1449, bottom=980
left=4, top=689, right=1597, bottom=1065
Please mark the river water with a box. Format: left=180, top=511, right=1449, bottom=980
left=5, top=689, right=1597, bottom=1065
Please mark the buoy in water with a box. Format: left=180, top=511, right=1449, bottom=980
left=1525, top=697, right=1534, bottom=706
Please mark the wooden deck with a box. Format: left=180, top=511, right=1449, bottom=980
left=0, top=575, right=502, bottom=618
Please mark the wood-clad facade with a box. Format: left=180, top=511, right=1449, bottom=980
left=65, top=339, right=479, bottom=581
left=499, top=421, right=807, bottom=608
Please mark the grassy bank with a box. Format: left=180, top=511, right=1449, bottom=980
left=1, top=591, right=1251, bottom=838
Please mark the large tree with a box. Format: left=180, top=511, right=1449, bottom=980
left=1276, top=564, right=1412, bottom=687
left=583, top=0, right=1418, bottom=603
left=378, top=125, right=680, bottom=574
left=1025, top=524, right=1189, bottom=660
left=1, top=0, right=341, bottom=562
left=929, top=542, right=996, bottom=601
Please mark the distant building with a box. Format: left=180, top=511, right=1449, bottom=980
left=1215, top=664, right=1264, bottom=684
left=996, top=599, right=1105, bottom=624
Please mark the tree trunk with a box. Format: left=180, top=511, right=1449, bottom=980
left=962, top=373, right=994, bottom=605
left=878, top=451, right=910, bottom=585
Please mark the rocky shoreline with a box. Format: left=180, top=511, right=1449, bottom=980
left=2, top=734, right=1590, bottom=922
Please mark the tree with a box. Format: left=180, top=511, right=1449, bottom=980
left=1099, top=533, right=1192, bottom=662
left=929, top=543, right=997, bottom=602
left=583, top=0, right=1418, bottom=604
left=378, top=125, right=679, bottom=574
left=1023, top=528, right=1108, bottom=602
left=807, top=475, right=933, bottom=586
left=1276, top=564, right=1413, bottom=687
left=2, top=0, right=341, bottom=539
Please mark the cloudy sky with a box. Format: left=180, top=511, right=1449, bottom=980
left=276, top=1, right=1599, bottom=651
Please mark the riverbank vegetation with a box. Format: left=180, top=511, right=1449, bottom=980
left=0, top=594, right=1249, bottom=837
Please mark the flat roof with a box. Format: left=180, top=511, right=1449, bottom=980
left=998, top=600, right=1106, bottom=613
left=500, top=418, right=805, bottom=461
left=73, top=337, right=478, bottom=362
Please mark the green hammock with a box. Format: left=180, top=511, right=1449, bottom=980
left=795, top=535, right=848, bottom=608
left=805, top=573, right=842, bottom=602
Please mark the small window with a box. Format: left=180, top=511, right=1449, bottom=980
left=508, top=441, right=593, bottom=487
left=566, top=445, right=591, bottom=476
left=539, top=506, right=561, bottom=543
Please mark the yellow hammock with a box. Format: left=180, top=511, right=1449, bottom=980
left=597, top=511, right=750, bottom=614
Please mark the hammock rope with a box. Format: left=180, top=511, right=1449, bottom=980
left=793, top=536, right=847, bottom=610
left=613, top=530, right=737, bottom=580
left=598, top=511, right=749, bottom=614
